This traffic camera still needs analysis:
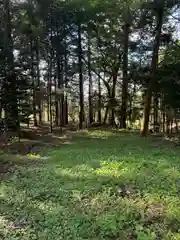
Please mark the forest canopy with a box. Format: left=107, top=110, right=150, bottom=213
left=0, top=0, right=180, bottom=136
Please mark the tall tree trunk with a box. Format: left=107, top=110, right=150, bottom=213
left=57, top=54, right=64, bottom=127
left=47, top=96, right=50, bottom=122
left=110, top=71, right=117, bottom=126
left=30, top=38, right=38, bottom=127
left=60, top=91, right=64, bottom=128
left=48, top=59, right=53, bottom=133
left=88, top=29, right=93, bottom=124
left=36, top=40, right=42, bottom=125
left=104, top=83, right=111, bottom=125
left=175, top=118, right=179, bottom=134
left=48, top=6, right=53, bottom=133
left=163, top=110, right=165, bottom=133
left=64, top=40, right=68, bottom=125
left=141, top=2, right=165, bottom=136
left=166, top=113, right=170, bottom=136
left=78, top=23, right=84, bottom=129
left=103, top=106, right=109, bottom=125
left=129, top=95, right=132, bottom=127
left=120, top=23, right=129, bottom=129
left=170, top=119, right=173, bottom=135
left=28, top=0, right=38, bottom=127
left=161, top=98, right=165, bottom=133
left=3, top=0, right=19, bottom=133
left=54, top=76, right=58, bottom=126
left=154, top=92, right=159, bottom=132
left=130, top=83, right=136, bottom=128
left=98, top=74, right=101, bottom=124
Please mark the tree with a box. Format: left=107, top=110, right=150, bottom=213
left=0, top=0, right=179, bottom=136
left=88, top=26, right=94, bottom=124
left=2, top=0, right=20, bottom=133
left=77, top=22, right=84, bottom=129
left=140, top=0, right=179, bottom=136
left=120, top=8, right=130, bottom=129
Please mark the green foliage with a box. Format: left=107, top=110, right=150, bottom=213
left=158, top=43, right=180, bottom=114
left=0, top=0, right=179, bottom=129
left=1, top=132, right=180, bottom=239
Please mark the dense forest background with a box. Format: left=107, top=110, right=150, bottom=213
left=1, top=2, right=180, bottom=238
left=0, top=0, right=180, bottom=137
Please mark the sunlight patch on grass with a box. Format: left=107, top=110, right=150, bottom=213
left=1, top=132, right=180, bottom=239
left=0, top=216, right=14, bottom=232
left=163, top=167, right=180, bottom=179
left=27, top=153, right=41, bottom=159
left=167, top=233, right=180, bottom=240
left=88, top=130, right=115, bottom=138
left=95, top=160, right=128, bottom=178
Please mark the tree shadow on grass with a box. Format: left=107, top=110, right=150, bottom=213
left=1, top=152, right=180, bottom=239
left=0, top=126, right=74, bottom=157
left=1, top=131, right=180, bottom=239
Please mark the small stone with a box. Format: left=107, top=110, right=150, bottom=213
left=12, top=219, right=27, bottom=230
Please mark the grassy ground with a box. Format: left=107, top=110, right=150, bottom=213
left=0, top=130, right=180, bottom=239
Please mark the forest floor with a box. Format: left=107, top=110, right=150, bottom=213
left=0, top=129, right=180, bottom=239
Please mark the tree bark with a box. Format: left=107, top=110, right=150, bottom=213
left=54, top=75, right=59, bottom=126
left=166, top=115, right=170, bottom=136
left=64, top=41, right=68, bottom=125
left=129, top=95, right=132, bottom=127
left=3, top=0, right=19, bottom=133
left=49, top=6, right=53, bottom=133
left=36, top=40, right=42, bottom=125
left=47, top=97, right=50, bottom=122
left=171, top=120, right=173, bottom=134
left=48, top=58, right=53, bottom=133
left=175, top=119, right=179, bottom=134
left=161, top=98, right=165, bottom=133
left=30, top=37, right=38, bottom=127
left=120, top=23, right=129, bottom=129
left=110, top=71, right=117, bottom=126
left=88, top=29, right=93, bottom=124
left=163, top=110, right=165, bottom=133
left=103, top=106, right=109, bottom=125
left=154, top=92, right=159, bottom=132
left=98, top=74, right=101, bottom=124
left=78, top=23, right=84, bottom=130
left=57, top=54, right=64, bottom=127
left=141, top=2, right=165, bottom=137
left=104, top=82, right=112, bottom=125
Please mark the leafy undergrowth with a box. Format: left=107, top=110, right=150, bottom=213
left=1, top=130, right=180, bottom=239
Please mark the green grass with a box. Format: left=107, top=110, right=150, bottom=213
left=1, top=131, right=180, bottom=239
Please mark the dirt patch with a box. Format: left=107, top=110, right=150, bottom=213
left=0, top=164, right=10, bottom=174
left=0, top=127, right=72, bottom=177
left=0, top=160, right=13, bottom=175
left=117, top=184, right=141, bottom=198
left=0, top=127, right=72, bottom=155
